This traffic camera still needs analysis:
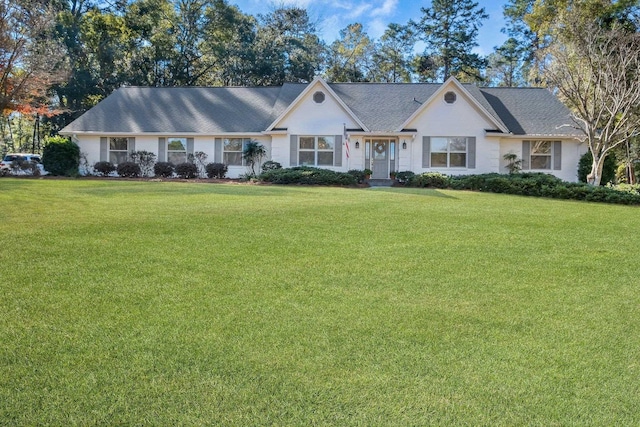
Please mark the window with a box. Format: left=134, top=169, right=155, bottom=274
left=167, top=137, right=187, bottom=164
left=431, top=137, right=467, bottom=168
left=109, top=137, right=129, bottom=164
left=299, top=136, right=334, bottom=166
left=530, top=141, right=552, bottom=169
left=313, top=91, right=325, bottom=104
left=444, top=91, right=457, bottom=104
left=224, top=138, right=250, bottom=166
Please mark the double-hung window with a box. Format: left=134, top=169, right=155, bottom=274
left=530, top=141, right=552, bottom=169
left=109, top=137, right=129, bottom=164
left=299, top=136, right=335, bottom=166
left=431, top=137, right=468, bottom=168
left=167, top=137, right=187, bottom=164
left=223, top=138, right=250, bottom=166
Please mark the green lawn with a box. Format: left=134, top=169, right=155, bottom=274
left=1, top=179, right=639, bottom=425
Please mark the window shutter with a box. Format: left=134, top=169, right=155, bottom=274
left=468, top=137, right=476, bottom=169
left=334, top=135, right=342, bottom=167
left=290, top=135, right=298, bottom=167
left=128, top=137, right=135, bottom=155
left=522, top=141, right=530, bottom=170
left=158, top=138, right=166, bottom=162
left=100, top=137, right=108, bottom=162
left=553, top=141, right=562, bottom=170
left=187, top=138, right=194, bottom=158
left=422, top=136, right=431, bottom=168
left=214, top=138, right=222, bottom=163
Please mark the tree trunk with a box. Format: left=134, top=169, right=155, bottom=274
left=587, top=154, right=605, bottom=186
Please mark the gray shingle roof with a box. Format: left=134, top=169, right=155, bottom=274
left=62, top=81, right=579, bottom=137
left=477, top=87, right=578, bottom=136
left=61, top=85, right=305, bottom=134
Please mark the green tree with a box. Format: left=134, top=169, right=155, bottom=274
left=254, top=7, right=325, bottom=85
left=372, top=23, right=416, bottom=83
left=486, top=37, right=527, bottom=87
left=413, top=0, right=488, bottom=82
left=325, top=23, right=375, bottom=82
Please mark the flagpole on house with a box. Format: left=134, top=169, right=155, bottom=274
left=343, top=123, right=350, bottom=170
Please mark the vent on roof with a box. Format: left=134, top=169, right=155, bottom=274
left=313, top=91, right=325, bottom=104
left=444, top=91, right=457, bottom=104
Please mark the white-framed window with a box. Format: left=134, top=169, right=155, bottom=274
left=224, top=138, right=251, bottom=166
left=431, top=137, right=468, bottom=168
left=299, top=136, right=335, bottom=166
left=109, top=137, right=129, bottom=164
left=167, top=137, right=187, bottom=165
left=530, top=140, right=552, bottom=170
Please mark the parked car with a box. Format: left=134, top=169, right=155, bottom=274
left=0, top=153, right=47, bottom=175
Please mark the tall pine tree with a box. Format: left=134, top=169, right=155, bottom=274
left=414, top=0, right=488, bottom=82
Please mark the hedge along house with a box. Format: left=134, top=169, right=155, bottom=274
left=60, top=76, right=586, bottom=181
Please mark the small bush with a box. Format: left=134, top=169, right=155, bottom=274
left=394, top=171, right=415, bottom=185
left=42, top=136, right=80, bottom=176
left=130, top=151, right=157, bottom=177
left=117, top=162, right=141, bottom=178
left=347, top=169, right=367, bottom=184
left=259, top=166, right=357, bottom=186
left=411, top=172, right=449, bottom=188
left=175, top=162, right=198, bottom=179
left=261, top=160, right=282, bottom=172
left=154, top=162, right=174, bottom=178
left=205, top=162, right=228, bottom=179
left=94, top=161, right=116, bottom=176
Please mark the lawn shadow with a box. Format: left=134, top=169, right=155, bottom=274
left=368, top=187, right=459, bottom=199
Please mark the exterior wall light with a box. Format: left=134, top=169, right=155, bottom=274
left=402, top=141, right=407, bottom=149
left=355, top=141, right=360, bottom=149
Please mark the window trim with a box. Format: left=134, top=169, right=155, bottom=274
left=430, top=137, right=468, bottom=168
left=166, top=137, right=188, bottom=165
left=109, top=137, right=130, bottom=165
left=298, top=135, right=335, bottom=167
left=529, top=140, right=553, bottom=170
left=223, top=137, right=251, bottom=166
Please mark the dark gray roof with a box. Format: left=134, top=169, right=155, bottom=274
left=62, top=81, right=579, bottom=136
left=329, top=83, right=440, bottom=132
left=61, top=85, right=305, bottom=134
left=477, top=87, right=578, bottom=136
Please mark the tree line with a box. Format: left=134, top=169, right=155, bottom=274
left=1, top=0, right=639, bottom=185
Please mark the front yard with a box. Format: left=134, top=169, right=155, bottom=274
left=1, top=179, right=638, bottom=425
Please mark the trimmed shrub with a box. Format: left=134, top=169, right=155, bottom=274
left=259, top=166, right=358, bottom=186
left=394, top=171, right=415, bottom=185
left=154, top=162, right=174, bottom=178
left=175, top=162, right=198, bottom=179
left=117, top=162, right=141, bottom=178
left=411, top=172, right=449, bottom=188
left=261, top=160, right=282, bottom=172
left=578, top=151, right=617, bottom=185
left=205, top=162, right=228, bottom=179
left=441, top=173, right=640, bottom=205
left=42, top=136, right=80, bottom=176
left=94, top=161, right=116, bottom=176
left=347, top=169, right=367, bottom=184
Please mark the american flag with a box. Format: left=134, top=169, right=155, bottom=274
left=344, top=125, right=350, bottom=159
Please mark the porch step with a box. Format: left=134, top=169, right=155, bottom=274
left=367, top=178, right=394, bottom=187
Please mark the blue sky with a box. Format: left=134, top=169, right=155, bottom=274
left=231, top=0, right=508, bottom=55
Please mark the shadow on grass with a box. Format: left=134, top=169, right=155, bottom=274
left=368, top=187, right=459, bottom=199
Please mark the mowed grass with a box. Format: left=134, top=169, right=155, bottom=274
left=1, top=179, right=639, bottom=425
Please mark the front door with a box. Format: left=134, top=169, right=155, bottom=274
left=371, top=140, right=389, bottom=179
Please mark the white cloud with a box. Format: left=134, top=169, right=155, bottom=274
left=368, top=18, right=388, bottom=39
left=370, top=0, right=398, bottom=17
